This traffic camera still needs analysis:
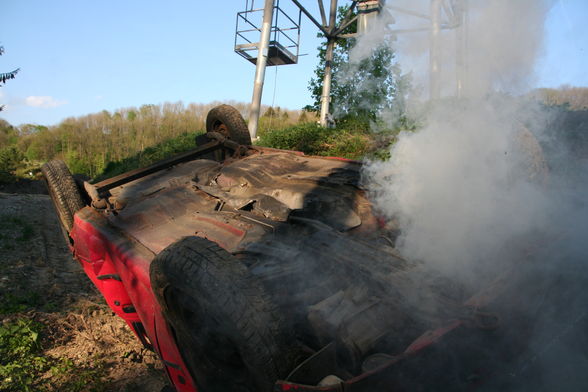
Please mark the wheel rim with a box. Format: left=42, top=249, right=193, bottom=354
left=212, top=121, right=230, bottom=138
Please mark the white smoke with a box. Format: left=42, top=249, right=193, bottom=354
left=352, top=0, right=552, bottom=98
left=354, top=0, right=588, bottom=388
left=365, top=99, right=555, bottom=280
left=354, top=0, right=559, bottom=277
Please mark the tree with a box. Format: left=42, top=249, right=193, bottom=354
left=0, top=145, right=24, bottom=183
left=530, top=87, right=588, bottom=110
left=306, top=6, right=406, bottom=125
left=262, top=106, right=277, bottom=118
left=0, top=46, right=20, bottom=112
left=0, top=119, right=17, bottom=147
left=298, top=111, right=308, bottom=123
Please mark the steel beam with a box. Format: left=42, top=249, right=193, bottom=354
left=92, top=140, right=222, bottom=194
left=429, top=0, right=442, bottom=100
left=319, top=0, right=338, bottom=127
left=292, top=0, right=330, bottom=37
left=317, top=0, right=328, bottom=27
left=248, top=0, right=275, bottom=140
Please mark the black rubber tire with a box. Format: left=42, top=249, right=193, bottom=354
left=206, top=105, right=252, bottom=146
left=150, top=237, right=295, bottom=392
left=41, top=160, right=85, bottom=234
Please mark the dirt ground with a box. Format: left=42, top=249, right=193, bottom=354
left=0, top=187, right=169, bottom=391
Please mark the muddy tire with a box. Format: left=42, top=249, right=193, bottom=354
left=150, top=236, right=295, bottom=392
left=206, top=104, right=252, bottom=146
left=41, top=160, right=85, bottom=235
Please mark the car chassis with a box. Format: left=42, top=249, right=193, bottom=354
left=43, top=105, right=513, bottom=392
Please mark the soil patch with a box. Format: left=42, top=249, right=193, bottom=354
left=0, top=190, right=168, bottom=391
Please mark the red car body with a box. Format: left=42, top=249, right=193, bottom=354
left=71, top=209, right=198, bottom=390
left=64, top=147, right=501, bottom=392
left=44, top=106, right=513, bottom=391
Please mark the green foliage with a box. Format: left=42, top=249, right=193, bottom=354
left=95, top=131, right=203, bottom=181
left=257, top=123, right=370, bottom=160
left=262, top=106, right=278, bottom=118
left=297, top=111, right=309, bottom=124
left=65, top=149, right=94, bottom=176
left=49, top=357, right=109, bottom=392
left=0, top=119, right=19, bottom=147
left=0, top=101, right=316, bottom=181
left=126, top=110, right=137, bottom=121
left=0, top=293, right=41, bottom=315
left=334, top=42, right=402, bottom=121
left=324, top=131, right=371, bottom=160
left=257, top=117, right=420, bottom=162
left=530, top=86, right=588, bottom=110
left=0, top=146, right=25, bottom=183
left=0, top=318, right=109, bottom=392
left=0, top=46, right=20, bottom=112
left=307, top=6, right=408, bottom=122
left=22, top=127, right=58, bottom=161
left=335, top=113, right=374, bottom=131
left=258, top=123, right=325, bottom=152
left=0, top=319, right=49, bottom=391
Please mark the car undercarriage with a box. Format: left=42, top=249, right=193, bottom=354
left=42, top=105, right=568, bottom=392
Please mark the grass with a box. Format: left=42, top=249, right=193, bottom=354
left=94, top=131, right=204, bottom=181
left=0, top=215, right=34, bottom=250
left=5, top=119, right=397, bottom=184
left=0, top=317, right=110, bottom=391
left=49, top=357, right=109, bottom=392
left=91, top=122, right=397, bottom=181
left=257, top=123, right=372, bottom=160
left=0, top=210, right=109, bottom=390
left=0, top=318, right=49, bottom=391
left=0, top=292, right=42, bottom=315
left=92, top=124, right=379, bottom=179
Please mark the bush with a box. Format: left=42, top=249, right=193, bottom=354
left=335, top=113, right=372, bottom=131
left=0, top=146, right=25, bottom=183
left=95, top=131, right=203, bottom=181
left=258, top=123, right=326, bottom=152
left=257, top=123, right=371, bottom=160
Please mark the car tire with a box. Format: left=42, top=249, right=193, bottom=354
left=206, top=104, right=252, bottom=146
left=150, top=236, right=296, bottom=392
left=41, top=160, right=85, bottom=235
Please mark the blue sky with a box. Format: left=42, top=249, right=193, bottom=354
left=537, top=0, right=588, bottom=88
left=1, top=0, right=587, bottom=127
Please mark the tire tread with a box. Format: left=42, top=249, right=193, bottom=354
left=41, top=160, right=85, bottom=232
left=150, top=236, right=297, bottom=391
left=206, top=104, right=252, bottom=146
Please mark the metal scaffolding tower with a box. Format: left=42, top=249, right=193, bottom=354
left=235, top=1, right=468, bottom=138
left=236, top=0, right=385, bottom=137
left=387, top=0, right=467, bottom=100
left=235, top=0, right=301, bottom=66
left=235, top=0, right=301, bottom=139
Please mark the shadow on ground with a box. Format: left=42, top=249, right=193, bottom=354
left=0, top=186, right=168, bottom=391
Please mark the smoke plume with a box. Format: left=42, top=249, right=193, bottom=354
left=352, top=0, right=552, bottom=98
left=352, top=0, right=588, bottom=389
left=365, top=98, right=554, bottom=281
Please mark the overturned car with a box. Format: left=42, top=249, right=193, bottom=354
left=43, top=105, right=513, bottom=392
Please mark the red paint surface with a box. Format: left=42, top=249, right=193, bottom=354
left=404, top=320, right=462, bottom=354
left=70, top=208, right=198, bottom=392
left=194, top=215, right=245, bottom=237
left=322, top=156, right=361, bottom=163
